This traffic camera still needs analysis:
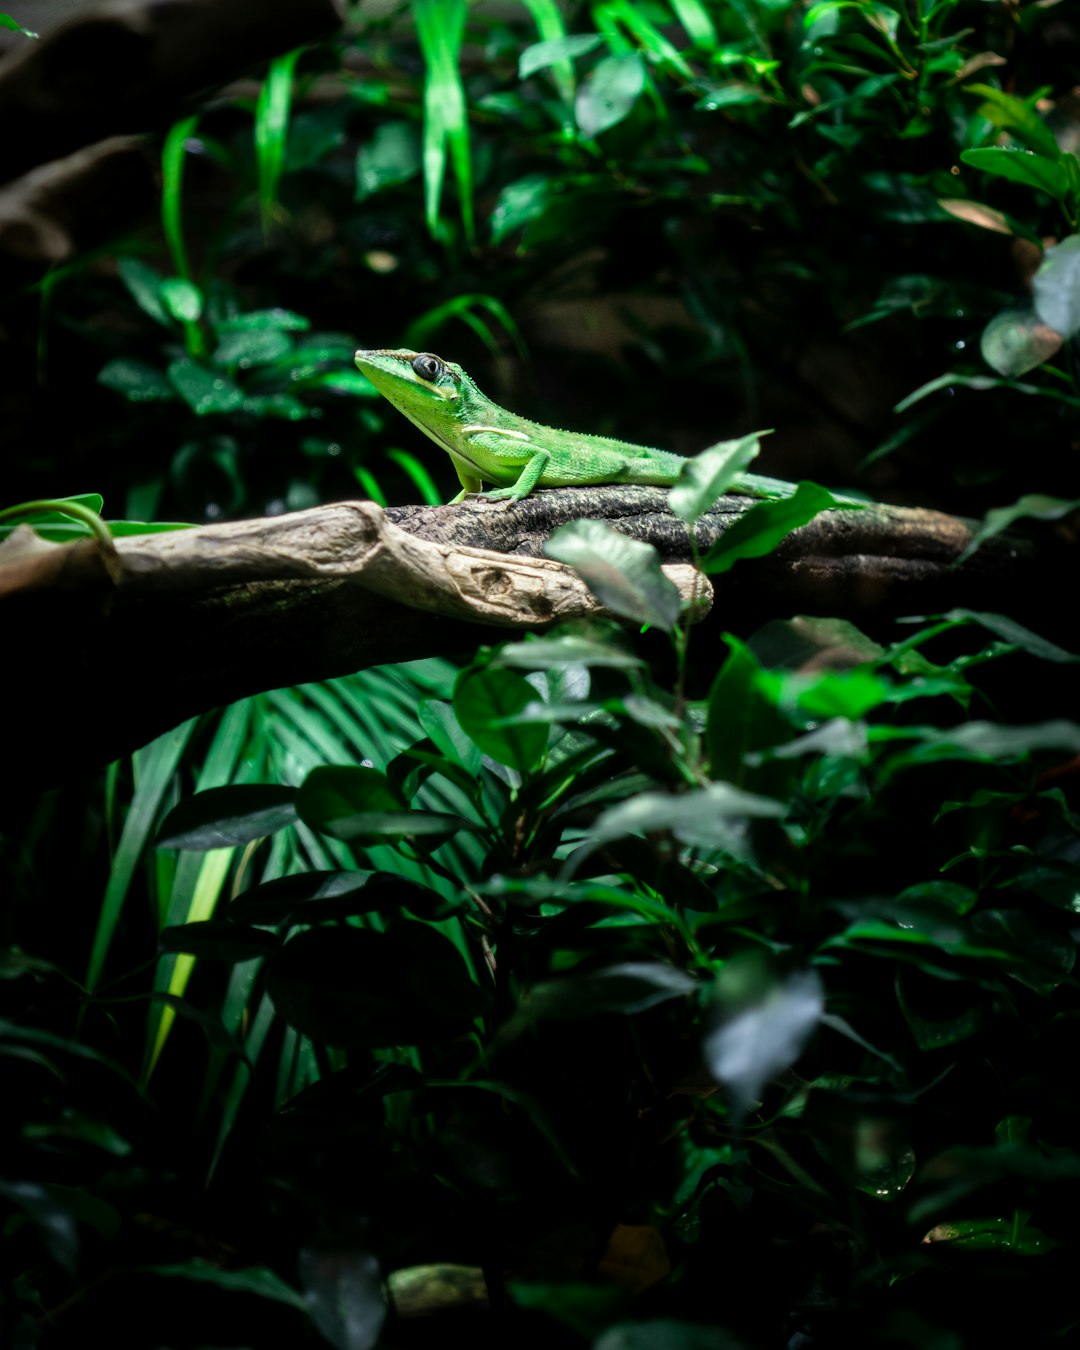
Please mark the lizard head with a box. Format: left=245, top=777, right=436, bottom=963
left=354, top=348, right=465, bottom=406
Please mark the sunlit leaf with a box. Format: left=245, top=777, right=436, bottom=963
left=701, top=482, right=850, bottom=575
left=519, top=33, right=603, bottom=79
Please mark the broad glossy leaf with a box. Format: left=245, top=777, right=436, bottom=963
left=117, top=256, right=170, bottom=326
left=941, top=719, right=1080, bottom=758
left=704, top=964, right=824, bottom=1114
left=519, top=33, right=602, bottom=78
left=214, top=329, right=292, bottom=367
left=299, top=1247, right=386, bottom=1350
left=960, top=147, right=1069, bottom=200
left=590, top=782, right=784, bottom=856
left=963, top=83, right=1061, bottom=160
left=419, top=698, right=483, bottom=773
left=216, top=308, right=311, bottom=333
left=159, top=920, right=279, bottom=961
left=1032, top=234, right=1080, bottom=338
left=453, top=667, right=548, bottom=771
left=668, top=434, right=762, bottom=524
left=545, top=520, right=680, bottom=631
left=229, top=870, right=455, bottom=923
left=938, top=198, right=1013, bottom=235
left=706, top=635, right=792, bottom=792
left=355, top=121, right=422, bottom=199
left=980, top=305, right=1064, bottom=377
left=167, top=358, right=244, bottom=415
left=160, top=276, right=203, bottom=322
left=520, top=963, right=698, bottom=1020
left=575, top=52, right=646, bottom=139
left=158, top=785, right=298, bottom=849
left=702, top=482, right=849, bottom=575
left=296, top=766, right=406, bottom=843
left=97, top=358, right=176, bottom=402
left=922, top=1216, right=1057, bottom=1254
left=495, top=629, right=643, bottom=670
left=149, top=1260, right=306, bottom=1308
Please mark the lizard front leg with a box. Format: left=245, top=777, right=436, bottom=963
left=482, top=445, right=551, bottom=503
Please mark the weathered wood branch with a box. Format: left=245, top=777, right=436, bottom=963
left=1, top=486, right=1054, bottom=785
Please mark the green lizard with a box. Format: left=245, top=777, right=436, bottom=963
left=355, top=347, right=803, bottom=505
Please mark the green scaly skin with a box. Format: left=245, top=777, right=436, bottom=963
left=354, top=348, right=798, bottom=505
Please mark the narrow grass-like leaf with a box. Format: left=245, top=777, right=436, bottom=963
left=521, top=0, right=578, bottom=107
left=86, top=720, right=197, bottom=990
left=414, top=0, right=473, bottom=242
left=256, top=48, right=303, bottom=235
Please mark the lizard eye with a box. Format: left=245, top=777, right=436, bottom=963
left=412, top=353, right=444, bottom=382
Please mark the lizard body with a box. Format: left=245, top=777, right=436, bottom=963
left=354, top=348, right=797, bottom=504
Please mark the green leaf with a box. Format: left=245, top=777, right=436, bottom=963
left=255, top=48, right=302, bottom=233
left=1032, top=234, right=1080, bottom=338
left=159, top=920, right=279, bottom=961
left=520, top=963, right=698, bottom=1020
left=0, top=13, right=38, bottom=37
left=943, top=609, right=1080, bottom=663
left=355, top=121, right=423, bottom=199
left=964, top=83, right=1061, bottom=160
left=216, top=308, right=311, bottom=333
left=414, top=0, right=473, bottom=242
left=160, top=277, right=203, bottom=323
left=921, top=1216, right=1058, bottom=1255
left=97, top=358, right=176, bottom=403
left=960, top=147, right=1069, bottom=201
left=213, top=329, right=293, bottom=368
left=453, top=667, right=548, bottom=772
left=117, top=257, right=171, bottom=326
left=589, top=782, right=784, bottom=854
left=545, top=520, right=681, bottom=631
left=158, top=785, right=298, bottom=849
left=939, top=720, right=1080, bottom=758
left=296, top=766, right=408, bottom=843
left=956, top=493, right=1080, bottom=564
left=419, top=698, right=483, bottom=774
left=519, top=34, right=603, bottom=79
left=575, top=52, right=646, bottom=139
left=979, top=305, right=1064, bottom=377
left=704, top=961, right=824, bottom=1115
left=495, top=629, right=643, bottom=670
left=299, top=1247, right=386, bottom=1350
left=701, top=482, right=848, bottom=575
left=147, top=1260, right=307, bottom=1309
left=167, top=358, right=244, bottom=414
left=706, top=636, right=794, bottom=791
left=668, top=434, right=762, bottom=524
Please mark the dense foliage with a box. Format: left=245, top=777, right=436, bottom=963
left=3, top=2, right=1080, bottom=1347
